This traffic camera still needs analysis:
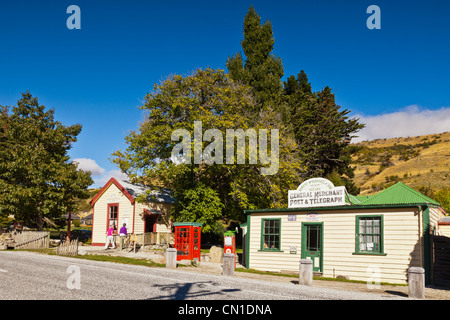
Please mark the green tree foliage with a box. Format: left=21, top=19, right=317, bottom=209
left=173, top=183, right=223, bottom=233
left=114, top=6, right=366, bottom=233
left=283, top=71, right=365, bottom=194
left=434, top=189, right=450, bottom=214
left=0, top=92, right=93, bottom=230
left=226, top=5, right=284, bottom=110
left=225, top=5, right=300, bottom=208
left=112, top=69, right=300, bottom=230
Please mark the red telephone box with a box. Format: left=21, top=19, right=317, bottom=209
left=224, top=230, right=236, bottom=267
left=174, top=222, right=202, bottom=261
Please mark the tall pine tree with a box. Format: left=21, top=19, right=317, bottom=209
left=283, top=71, right=364, bottom=194
left=226, top=5, right=284, bottom=110
left=226, top=6, right=364, bottom=194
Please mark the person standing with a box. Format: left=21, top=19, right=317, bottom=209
left=119, top=223, right=127, bottom=250
left=105, top=225, right=116, bottom=249
left=119, top=223, right=127, bottom=236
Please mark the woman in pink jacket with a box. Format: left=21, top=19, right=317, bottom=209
left=105, top=225, right=116, bottom=249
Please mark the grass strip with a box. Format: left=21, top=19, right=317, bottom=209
left=235, top=268, right=407, bottom=286
left=13, top=248, right=406, bottom=286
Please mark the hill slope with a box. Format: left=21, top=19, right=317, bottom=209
left=74, top=133, right=449, bottom=216
left=351, top=131, right=450, bottom=195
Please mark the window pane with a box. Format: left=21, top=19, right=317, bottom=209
left=273, top=220, right=280, bottom=229
left=359, top=235, right=366, bottom=251
left=263, top=220, right=280, bottom=250
left=366, top=218, right=373, bottom=233
left=359, top=219, right=366, bottom=233
left=109, top=219, right=117, bottom=228
left=307, top=226, right=320, bottom=251
left=109, top=206, right=118, bottom=219
left=373, top=235, right=380, bottom=244
left=357, top=216, right=382, bottom=253
left=373, top=225, right=380, bottom=234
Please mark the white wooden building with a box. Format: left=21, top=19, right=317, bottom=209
left=241, top=179, right=447, bottom=285
left=90, top=177, right=175, bottom=246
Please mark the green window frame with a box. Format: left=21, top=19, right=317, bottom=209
left=354, top=215, right=386, bottom=255
left=260, top=218, right=282, bottom=251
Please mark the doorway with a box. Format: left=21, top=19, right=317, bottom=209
left=144, top=214, right=158, bottom=233
left=301, top=222, right=323, bottom=273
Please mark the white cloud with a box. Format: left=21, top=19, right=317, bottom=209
left=94, top=169, right=129, bottom=187
left=72, top=158, right=129, bottom=188
left=72, top=158, right=105, bottom=176
left=352, top=105, right=450, bottom=143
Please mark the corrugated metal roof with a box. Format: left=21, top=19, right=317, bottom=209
left=353, top=195, right=372, bottom=202
left=117, top=179, right=176, bottom=204
left=346, top=193, right=362, bottom=204
left=360, top=182, right=440, bottom=206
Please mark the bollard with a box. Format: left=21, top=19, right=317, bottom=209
left=299, top=259, right=313, bottom=286
left=408, top=267, right=425, bottom=299
left=222, top=253, right=235, bottom=276
left=166, top=248, right=177, bottom=269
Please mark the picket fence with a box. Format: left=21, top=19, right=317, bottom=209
left=14, top=231, right=49, bottom=249
left=56, top=239, right=79, bottom=256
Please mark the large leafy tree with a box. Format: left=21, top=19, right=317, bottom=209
left=112, top=69, right=300, bottom=231
left=0, top=92, right=93, bottom=230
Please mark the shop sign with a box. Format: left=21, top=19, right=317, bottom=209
left=306, top=213, right=319, bottom=221
left=288, top=178, right=347, bottom=208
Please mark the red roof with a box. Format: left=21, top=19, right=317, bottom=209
left=90, top=177, right=135, bottom=206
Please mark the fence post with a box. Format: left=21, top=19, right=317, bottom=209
left=222, top=253, right=235, bottom=277
left=299, top=259, right=313, bottom=286
left=408, top=267, right=425, bottom=299
left=166, top=248, right=177, bottom=269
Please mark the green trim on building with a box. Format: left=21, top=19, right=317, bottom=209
left=244, top=203, right=426, bottom=215
left=260, top=218, right=282, bottom=252
left=173, top=222, right=203, bottom=227
left=422, top=206, right=432, bottom=285
left=301, top=222, right=324, bottom=272
left=354, top=214, right=385, bottom=255
left=246, top=215, right=250, bottom=269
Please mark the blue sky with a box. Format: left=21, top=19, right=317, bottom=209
left=1, top=0, right=449, bottom=187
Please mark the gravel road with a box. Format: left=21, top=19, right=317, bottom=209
left=0, top=251, right=406, bottom=301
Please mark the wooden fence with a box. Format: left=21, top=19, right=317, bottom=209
left=56, top=239, right=79, bottom=256
left=433, top=235, right=450, bottom=287
left=13, top=231, right=50, bottom=249
left=143, top=232, right=174, bottom=245
left=113, top=232, right=174, bottom=247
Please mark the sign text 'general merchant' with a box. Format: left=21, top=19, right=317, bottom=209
left=288, top=178, right=347, bottom=208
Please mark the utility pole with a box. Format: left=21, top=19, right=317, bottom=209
left=66, top=197, right=73, bottom=242
left=67, top=211, right=71, bottom=242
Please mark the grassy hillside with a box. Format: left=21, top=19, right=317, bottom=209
left=74, top=188, right=100, bottom=218
left=74, top=133, right=450, bottom=216
left=351, top=131, right=450, bottom=196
